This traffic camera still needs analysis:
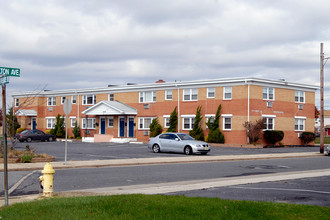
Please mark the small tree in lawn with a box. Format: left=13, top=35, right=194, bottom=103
left=190, top=106, right=204, bottom=141
left=167, top=107, right=178, bottom=132
left=243, top=119, right=264, bottom=144
left=149, top=118, right=162, bottom=137
left=6, top=107, right=20, bottom=137
left=206, top=104, right=225, bottom=143
left=51, top=114, right=65, bottom=138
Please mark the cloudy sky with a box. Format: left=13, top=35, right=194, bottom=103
left=1, top=0, right=330, bottom=107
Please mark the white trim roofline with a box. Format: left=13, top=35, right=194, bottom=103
left=11, top=77, right=319, bottom=98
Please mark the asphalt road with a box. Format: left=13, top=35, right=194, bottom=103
left=11, top=141, right=320, bottom=161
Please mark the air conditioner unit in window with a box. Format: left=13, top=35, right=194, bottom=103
left=143, top=131, right=149, bottom=136
left=298, top=133, right=302, bottom=138
left=298, top=104, right=303, bottom=110
left=144, top=104, right=150, bottom=109
left=48, top=107, right=53, bottom=112
left=267, top=101, right=273, bottom=108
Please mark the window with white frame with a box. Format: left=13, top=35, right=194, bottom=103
left=263, top=87, right=274, bottom=100
left=139, top=117, right=154, bottom=129
left=183, top=89, right=198, bottom=101
left=295, top=90, right=305, bottom=103
left=82, top=118, right=96, bottom=129
left=165, top=90, right=172, bottom=100
left=223, top=87, right=232, bottom=99
left=72, top=96, right=76, bottom=104
left=222, top=115, right=232, bottom=130
left=47, top=97, right=56, bottom=106
left=205, top=114, right=215, bottom=128
left=295, top=117, right=306, bottom=131
left=263, top=116, right=275, bottom=130
left=83, top=95, right=96, bottom=105
left=109, top=93, right=114, bottom=101
left=182, top=116, right=195, bottom=130
left=108, top=117, right=114, bottom=127
left=207, top=88, right=215, bottom=98
left=139, top=91, right=156, bottom=103
left=15, top=98, right=19, bottom=107
left=164, top=115, right=170, bottom=128
left=70, top=117, right=76, bottom=127
left=46, top=117, right=56, bottom=129
left=61, top=96, right=66, bottom=104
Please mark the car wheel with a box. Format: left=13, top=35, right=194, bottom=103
left=201, top=152, right=208, bottom=155
left=48, top=137, right=53, bottom=142
left=26, top=137, right=32, bottom=142
left=184, top=146, right=192, bottom=155
left=152, top=144, right=161, bottom=153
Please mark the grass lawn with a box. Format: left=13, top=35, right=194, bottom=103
left=315, top=137, right=330, bottom=144
left=0, top=194, right=329, bottom=220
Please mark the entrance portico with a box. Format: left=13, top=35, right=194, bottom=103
left=81, top=101, right=137, bottom=143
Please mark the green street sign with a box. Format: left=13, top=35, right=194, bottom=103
left=0, top=76, right=9, bottom=84
left=0, top=67, right=20, bottom=77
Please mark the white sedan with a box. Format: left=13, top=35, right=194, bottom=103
left=148, top=133, right=211, bottom=155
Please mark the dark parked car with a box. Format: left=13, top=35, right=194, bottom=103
left=15, top=129, right=56, bottom=142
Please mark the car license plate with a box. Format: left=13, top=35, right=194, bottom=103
left=204, top=147, right=209, bottom=150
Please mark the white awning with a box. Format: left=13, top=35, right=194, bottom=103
left=82, top=101, right=137, bottom=116
left=16, top=109, right=37, bottom=116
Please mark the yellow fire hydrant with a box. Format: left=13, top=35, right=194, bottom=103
left=39, top=163, right=55, bottom=197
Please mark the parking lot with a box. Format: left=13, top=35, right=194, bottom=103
left=11, top=140, right=320, bottom=162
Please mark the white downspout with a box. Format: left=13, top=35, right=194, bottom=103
left=246, top=80, right=250, bottom=144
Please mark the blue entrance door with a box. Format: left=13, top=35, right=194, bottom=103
left=32, top=118, right=36, bottom=130
left=100, top=118, right=106, bottom=134
left=119, top=118, right=125, bottom=137
left=128, top=118, right=134, bottom=137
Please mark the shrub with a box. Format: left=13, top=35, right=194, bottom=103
left=264, top=130, right=284, bottom=146
left=300, top=132, right=315, bottom=145
left=16, top=128, right=25, bottom=134
left=207, top=128, right=225, bottom=143
left=167, top=107, right=178, bottom=132
left=149, top=118, right=162, bottom=137
left=21, top=154, right=33, bottom=163
left=190, top=106, right=204, bottom=141
left=243, top=119, right=264, bottom=144
left=45, top=130, right=52, bottom=134
left=72, top=123, right=81, bottom=138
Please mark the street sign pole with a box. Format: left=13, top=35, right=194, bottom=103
left=2, top=83, right=8, bottom=206
left=63, top=98, right=72, bottom=165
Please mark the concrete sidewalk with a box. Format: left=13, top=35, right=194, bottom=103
left=2, top=152, right=321, bottom=172
left=0, top=151, right=325, bottom=207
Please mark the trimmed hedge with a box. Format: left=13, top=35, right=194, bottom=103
left=264, top=130, right=284, bottom=146
left=299, top=132, right=315, bottom=145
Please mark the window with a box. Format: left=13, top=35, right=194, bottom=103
left=61, top=96, right=66, bottom=104
left=263, top=87, right=274, bottom=100
left=72, top=96, right=76, bottom=104
left=223, top=87, right=232, bottom=99
left=165, top=90, right=172, bottom=100
left=108, top=117, right=114, bottom=127
left=15, top=98, right=19, bottom=107
left=295, top=90, right=305, bottom=103
left=83, top=95, right=96, bottom=105
left=46, top=117, right=56, bottom=129
left=183, top=89, right=198, bottom=101
left=139, top=117, right=154, bottom=129
left=263, top=116, right=275, bottom=130
left=47, top=97, right=56, bottom=106
left=205, top=114, right=215, bottom=128
left=82, top=118, right=96, bottom=129
left=182, top=116, right=195, bottom=130
left=222, top=115, right=232, bottom=130
left=109, top=93, right=114, bottom=101
left=164, top=116, right=170, bottom=128
left=207, top=88, right=215, bottom=98
left=139, top=91, right=156, bottom=103
left=70, top=117, right=76, bottom=127
left=295, top=117, right=306, bottom=131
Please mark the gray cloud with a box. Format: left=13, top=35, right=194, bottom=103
left=1, top=0, right=330, bottom=108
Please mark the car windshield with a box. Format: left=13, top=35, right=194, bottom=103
left=177, top=133, right=194, bottom=140
left=20, top=130, right=29, bottom=134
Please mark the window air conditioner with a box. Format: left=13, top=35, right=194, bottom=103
left=143, top=131, right=149, bottom=136
left=267, top=101, right=273, bottom=108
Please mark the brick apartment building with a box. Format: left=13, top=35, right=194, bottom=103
left=11, top=77, right=318, bottom=145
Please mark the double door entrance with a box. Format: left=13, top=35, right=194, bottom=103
left=99, top=116, right=134, bottom=138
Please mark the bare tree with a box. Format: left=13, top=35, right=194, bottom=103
left=243, top=119, right=264, bottom=145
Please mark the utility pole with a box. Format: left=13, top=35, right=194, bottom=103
left=320, top=43, right=330, bottom=154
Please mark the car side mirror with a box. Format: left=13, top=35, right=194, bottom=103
left=175, top=138, right=180, bottom=141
